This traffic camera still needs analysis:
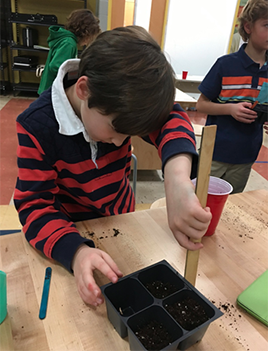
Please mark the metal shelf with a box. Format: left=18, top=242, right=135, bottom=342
left=10, top=44, right=49, bottom=52
left=12, top=82, right=39, bottom=92
left=12, top=66, right=37, bottom=72
left=10, top=19, right=54, bottom=27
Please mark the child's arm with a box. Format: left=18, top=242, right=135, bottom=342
left=196, top=93, right=257, bottom=123
left=164, top=153, right=212, bottom=251
left=145, top=104, right=211, bottom=249
left=15, top=121, right=122, bottom=306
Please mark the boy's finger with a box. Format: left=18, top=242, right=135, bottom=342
left=101, top=251, right=123, bottom=277
left=193, top=206, right=212, bottom=224
left=177, top=233, right=204, bottom=251
left=90, top=254, right=123, bottom=284
left=79, top=277, right=103, bottom=306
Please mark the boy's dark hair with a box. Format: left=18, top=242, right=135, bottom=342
left=238, top=0, right=268, bottom=41
left=78, top=25, right=175, bottom=136
left=65, top=9, right=101, bottom=44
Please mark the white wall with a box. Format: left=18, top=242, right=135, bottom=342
left=133, top=0, right=152, bottom=31
left=163, top=0, right=237, bottom=77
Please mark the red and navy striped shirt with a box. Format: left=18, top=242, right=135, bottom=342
left=14, top=89, right=197, bottom=271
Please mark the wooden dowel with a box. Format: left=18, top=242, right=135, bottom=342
left=184, top=125, right=217, bottom=286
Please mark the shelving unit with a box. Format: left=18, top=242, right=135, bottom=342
left=7, top=0, right=88, bottom=95
left=0, top=43, right=10, bottom=95
left=9, top=12, right=56, bottom=94
left=0, top=0, right=11, bottom=94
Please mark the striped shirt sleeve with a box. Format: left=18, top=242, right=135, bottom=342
left=14, top=122, right=94, bottom=272
left=145, top=103, right=198, bottom=173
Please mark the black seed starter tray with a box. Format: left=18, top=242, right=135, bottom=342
left=101, top=260, right=223, bottom=351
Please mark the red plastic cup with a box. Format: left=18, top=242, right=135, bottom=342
left=192, top=176, right=233, bottom=236
left=182, top=71, right=188, bottom=79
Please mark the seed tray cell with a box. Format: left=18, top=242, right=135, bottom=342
left=101, top=260, right=223, bottom=350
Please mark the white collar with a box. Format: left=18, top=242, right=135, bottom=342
left=51, top=59, right=98, bottom=168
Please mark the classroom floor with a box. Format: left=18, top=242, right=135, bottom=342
left=0, top=93, right=268, bottom=210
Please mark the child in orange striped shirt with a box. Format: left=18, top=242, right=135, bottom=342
left=196, top=0, right=268, bottom=193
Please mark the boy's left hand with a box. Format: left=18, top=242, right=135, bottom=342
left=72, top=245, right=123, bottom=306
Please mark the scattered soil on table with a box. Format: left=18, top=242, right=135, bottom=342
left=81, top=228, right=123, bottom=240
left=222, top=203, right=268, bottom=240
left=135, top=320, right=173, bottom=351
left=145, top=280, right=178, bottom=298
left=210, top=299, right=249, bottom=350
left=165, top=297, right=209, bottom=330
left=212, top=300, right=242, bottom=326
left=83, top=230, right=95, bottom=238
left=112, top=228, right=120, bottom=236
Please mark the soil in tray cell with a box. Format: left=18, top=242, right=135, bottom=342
left=145, top=280, right=178, bottom=299
left=165, top=297, right=209, bottom=330
left=135, top=319, right=173, bottom=351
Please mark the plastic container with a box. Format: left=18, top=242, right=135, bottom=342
left=192, top=176, right=233, bottom=236
left=101, top=260, right=223, bottom=350
left=182, top=71, right=188, bottom=79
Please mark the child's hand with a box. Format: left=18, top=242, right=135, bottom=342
left=230, top=102, right=257, bottom=123
left=164, top=154, right=212, bottom=251
left=166, top=180, right=212, bottom=250
left=72, top=245, right=123, bottom=306
left=264, top=122, right=268, bottom=134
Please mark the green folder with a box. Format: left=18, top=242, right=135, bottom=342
left=0, top=271, right=7, bottom=324
left=237, top=270, right=268, bottom=326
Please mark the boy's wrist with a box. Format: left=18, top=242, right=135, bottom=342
left=71, top=243, right=90, bottom=273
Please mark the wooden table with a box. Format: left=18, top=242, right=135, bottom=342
left=0, top=190, right=267, bottom=351
left=175, top=74, right=204, bottom=94
left=175, top=88, right=197, bottom=110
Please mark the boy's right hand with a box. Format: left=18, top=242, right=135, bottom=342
left=72, top=244, right=123, bottom=306
left=230, top=102, right=257, bottom=123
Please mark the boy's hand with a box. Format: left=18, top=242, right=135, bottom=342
left=230, top=102, right=257, bottom=123
left=164, top=154, right=212, bottom=251
left=166, top=179, right=212, bottom=250
left=264, top=122, right=268, bottom=134
left=72, top=245, right=123, bottom=306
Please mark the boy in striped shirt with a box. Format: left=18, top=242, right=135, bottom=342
left=14, top=26, right=211, bottom=306
left=197, top=0, right=268, bottom=193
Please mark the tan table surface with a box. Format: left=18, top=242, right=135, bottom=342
left=175, top=88, right=197, bottom=103
left=0, top=205, right=22, bottom=230
left=175, top=88, right=197, bottom=110
left=0, top=189, right=268, bottom=351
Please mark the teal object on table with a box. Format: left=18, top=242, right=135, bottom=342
left=0, top=270, right=7, bottom=324
left=39, top=267, right=52, bottom=320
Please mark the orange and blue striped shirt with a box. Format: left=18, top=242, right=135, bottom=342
left=199, top=44, right=267, bottom=164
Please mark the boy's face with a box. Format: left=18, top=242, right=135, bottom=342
left=247, top=18, right=268, bottom=51
left=80, top=102, right=128, bottom=146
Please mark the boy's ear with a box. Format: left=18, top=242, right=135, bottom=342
left=76, top=76, right=90, bottom=100
left=244, top=22, right=252, bottom=35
